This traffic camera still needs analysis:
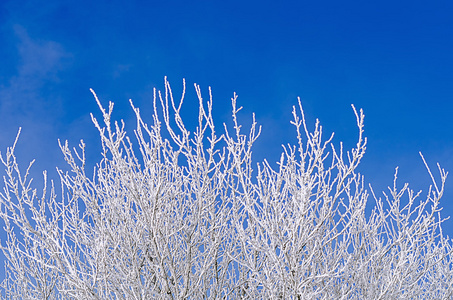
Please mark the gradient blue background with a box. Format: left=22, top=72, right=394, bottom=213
left=0, top=0, right=452, bottom=282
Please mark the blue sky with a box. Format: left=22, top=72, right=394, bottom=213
left=0, top=0, right=452, bottom=278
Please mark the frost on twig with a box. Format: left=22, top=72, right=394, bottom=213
left=0, top=78, right=452, bottom=299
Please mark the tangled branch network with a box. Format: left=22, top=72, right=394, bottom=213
left=0, top=78, right=452, bottom=299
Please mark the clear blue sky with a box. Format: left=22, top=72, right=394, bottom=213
left=0, top=0, right=452, bottom=274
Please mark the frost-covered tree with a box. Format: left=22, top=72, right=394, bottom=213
left=0, top=78, right=452, bottom=299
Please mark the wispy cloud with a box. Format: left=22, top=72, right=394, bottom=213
left=0, top=24, right=72, bottom=163
left=1, top=25, right=70, bottom=112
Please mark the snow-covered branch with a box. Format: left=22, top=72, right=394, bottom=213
left=0, top=78, right=452, bottom=299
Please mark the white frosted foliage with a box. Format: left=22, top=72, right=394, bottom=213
left=0, top=78, right=452, bottom=299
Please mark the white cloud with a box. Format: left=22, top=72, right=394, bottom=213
left=0, top=25, right=72, bottom=163
left=1, top=25, right=70, bottom=106
left=15, top=25, right=68, bottom=77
